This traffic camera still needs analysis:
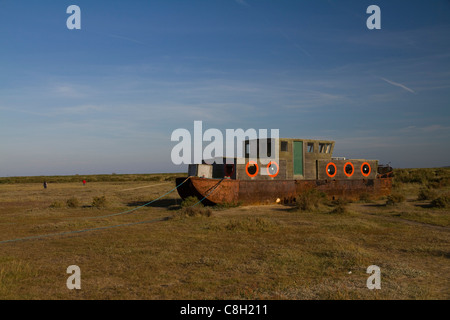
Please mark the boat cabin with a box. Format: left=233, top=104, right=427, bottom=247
left=188, top=138, right=379, bottom=181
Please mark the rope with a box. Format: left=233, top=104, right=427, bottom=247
left=191, top=178, right=224, bottom=207
left=82, top=177, right=190, bottom=220
left=0, top=177, right=191, bottom=245
left=117, top=182, right=171, bottom=192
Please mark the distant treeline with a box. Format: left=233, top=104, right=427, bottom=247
left=1, top=168, right=449, bottom=185
left=0, top=173, right=185, bottom=184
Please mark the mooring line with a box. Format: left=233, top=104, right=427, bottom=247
left=191, top=178, right=224, bottom=207
left=82, top=177, right=189, bottom=220
left=117, top=182, right=172, bottom=192
left=0, top=177, right=191, bottom=245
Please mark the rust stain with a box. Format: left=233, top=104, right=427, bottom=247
left=176, top=176, right=392, bottom=206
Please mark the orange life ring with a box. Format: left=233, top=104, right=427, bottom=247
left=266, top=161, right=279, bottom=178
left=344, top=162, right=354, bottom=177
left=326, top=162, right=337, bottom=178
left=246, top=161, right=259, bottom=178
left=361, top=162, right=371, bottom=177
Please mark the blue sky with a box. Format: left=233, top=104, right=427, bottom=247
left=1, top=0, right=449, bottom=176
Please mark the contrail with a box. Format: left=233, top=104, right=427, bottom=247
left=380, top=77, right=416, bottom=94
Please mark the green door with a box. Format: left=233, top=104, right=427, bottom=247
left=293, top=141, right=303, bottom=176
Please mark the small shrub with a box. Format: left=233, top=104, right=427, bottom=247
left=393, top=168, right=435, bottom=184
left=296, top=189, right=327, bottom=211
left=224, top=217, right=277, bottom=232
left=49, top=201, right=63, bottom=208
left=386, top=193, right=406, bottom=206
left=329, top=198, right=349, bottom=214
left=181, top=196, right=202, bottom=208
left=430, top=193, right=450, bottom=208
left=429, top=177, right=450, bottom=189
left=392, top=180, right=403, bottom=190
left=417, top=188, right=437, bottom=201
left=92, top=196, right=107, bottom=208
left=214, top=201, right=242, bottom=210
left=426, top=181, right=441, bottom=189
left=441, top=177, right=450, bottom=188
left=178, top=206, right=212, bottom=218
left=66, top=197, right=80, bottom=208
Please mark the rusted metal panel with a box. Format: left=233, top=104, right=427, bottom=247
left=297, top=178, right=392, bottom=201
left=238, top=180, right=297, bottom=205
left=176, top=176, right=392, bottom=206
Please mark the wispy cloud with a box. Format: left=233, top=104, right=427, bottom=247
left=399, top=124, right=450, bottom=133
left=380, top=77, right=416, bottom=94
left=278, top=29, right=312, bottom=57
left=235, top=0, right=250, bottom=7
left=52, top=85, right=87, bottom=98
left=108, top=34, right=145, bottom=45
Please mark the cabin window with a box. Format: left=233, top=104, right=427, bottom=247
left=319, top=143, right=332, bottom=153
left=245, top=139, right=273, bottom=158
left=266, top=139, right=272, bottom=157
left=245, top=141, right=257, bottom=158
left=248, top=164, right=257, bottom=175
left=281, top=141, right=288, bottom=152
left=319, top=143, right=326, bottom=153
left=224, top=164, right=234, bottom=177
left=307, top=143, right=314, bottom=153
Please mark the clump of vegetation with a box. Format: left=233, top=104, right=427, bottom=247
left=174, top=196, right=213, bottom=217
left=224, top=217, right=277, bottom=233
left=430, top=193, right=450, bottom=208
left=392, top=180, right=403, bottom=190
left=427, top=177, right=450, bottom=189
left=386, top=193, right=406, bottom=206
left=329, top=198, right=350, bottom=214
left=394, top=168, right=436, bottom=184
left=178, top=206, right=212, bottom=218
left=92, top=196, right=107, bottom=208
left=49, top=201, right=64, bottom=208
left=394, top=168, right=450, bottom=189
left=214, top=201, right=242, bottom=210
left=417, top=188, right=438, bottom=201
left=181, top=196, right=202, bottom=208
left=66, top=197, right=80, bottom=208
left=296, top=189, right=327, bottom=211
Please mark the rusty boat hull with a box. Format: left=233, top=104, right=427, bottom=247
left=176, top=176, right=393, bottom=206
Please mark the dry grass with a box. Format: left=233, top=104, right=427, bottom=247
left=0, top=171, right=449, bottom=300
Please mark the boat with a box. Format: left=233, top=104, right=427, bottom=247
left=175, top=138, right=393, bottom=206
